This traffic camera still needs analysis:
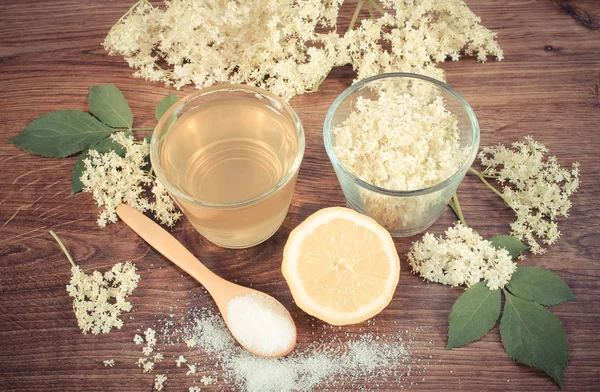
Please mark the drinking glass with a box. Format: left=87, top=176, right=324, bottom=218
left=323, top=73, right=479, bottom=237
left=151, top=84, right=305, bottom=248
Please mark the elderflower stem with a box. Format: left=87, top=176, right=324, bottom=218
left=49, top=230, right=76, bottom=268
left=114, top=127, right=155, bottom=131
left=469, top=167, right=505, bottom=199
left=447, top=199, right=459, bottom=217
left=347, top=0, right=365, bottom=32
left=114, top=0, right=152, bottom=25
left=366, top=0, right=375, bottom=20
left=310, top=73, right=329, bottom=92
left=366, top=0, right=387, bottom=15
left=448, top=193, right=468, bottom=226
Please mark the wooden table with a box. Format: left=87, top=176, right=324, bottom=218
left=1, top=1, right=599, bottom=391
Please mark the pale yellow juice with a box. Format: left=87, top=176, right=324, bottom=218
left=159, top=97, right=301, bottom=248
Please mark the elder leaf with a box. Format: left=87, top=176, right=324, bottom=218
left=490, top=235, right=528, bottom=258
left=7, top=110, right=116, bottom=158
left=71, top=131, right=131, bottom=194
left=447, top=281, right=501, bottom=349
left=506, top=266, right=576, bottom=306
left=500, top=291, right=568, bottom=388
left=155, top=93, right=178, bottom=121
left=88, top=84, right=133, bottom=129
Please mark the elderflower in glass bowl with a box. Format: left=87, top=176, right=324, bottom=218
left=324, top=73, right=479, bottom=237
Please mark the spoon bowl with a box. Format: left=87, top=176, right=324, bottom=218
left=116, top=204, right=297, bottom=358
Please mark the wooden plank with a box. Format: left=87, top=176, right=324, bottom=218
left=0, top=0, right=599, bottom=390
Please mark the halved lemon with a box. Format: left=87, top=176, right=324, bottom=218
left=282, top=207, right=400, bottom=325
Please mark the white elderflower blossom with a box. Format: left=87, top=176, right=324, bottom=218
left=66, top=261, right=140, bottom=334
left=142, top=327, right=157, bottom=356
left=479, top=137, right=580, bottom=254
left=185, top=338, right=196, bottom=348
left=186, top=364, right=197, bottom=376
left=152, top=180, right=182, bottom=227
left=334, top=91, right=465, bottom=191
left=137, top=357, right=155, bottom=373
left=80, top=132, right=151, bottom=227
left=104, top=0, right=343, bottom=100
left=135, top=327, right=162, bottom=373
left=103, top=359, right=115, bottom=367
left=153, top=352, right=164, bottom=363
left=340, top=0, right=503, bottom=83
left=175, top=355, right=187, bottom=367
left=333, top=89, right=468, bottom=229
left=104, top=0, right=502, bottom=100
left=154, top=374, right=167, bottom=391
left=200, top=375, right=217, bottom=385
left=80, top=132, right=181, bottom=228
left=408, top=223, right=517, bottom=290
left=133, top=334, right=144, bottom=345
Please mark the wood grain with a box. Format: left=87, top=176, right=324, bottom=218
left=1, top=0, right=599, bottom=391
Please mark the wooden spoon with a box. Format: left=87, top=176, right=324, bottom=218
left=116, top=204, right=297, bottom=358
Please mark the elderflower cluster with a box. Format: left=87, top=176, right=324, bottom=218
left=142, top=328, right=157, bottom=356
left=154, top=374, right=167, bottom=391
left=334, top=91, right=465, bottom=190
left=80, top=132, right=181, bottom=228
left=104, top=0, right=341, bottom=99
left=408, top=223, right=517, bottom=290
left=340, top=0, right=504, bottom=82
left=135, top=328, right=163, bottom=373
left=104, top=0, right=502, bottom=100
left=66, top=261, right=140, bottom=334
left=333, top=89, right=468, bottom=229
left=479, top=137, right=580, bottom=254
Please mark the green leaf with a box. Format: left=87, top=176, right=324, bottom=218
left=500, top=291, right=568, bottom=387
left=88, top=84, right=133, bottom=129
left=490, top=235, right=528, bottom=258
left=447, top=281, right=501, bottom=349
left=71, top=131, right=130, bottom=194
left=507, top=266, right=576, bottom=306
left=7, top=110, right=116, bottom=158
left=155, top=93, right=178, bottom=121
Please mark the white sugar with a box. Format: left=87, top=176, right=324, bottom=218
left=177, top=309, right=413, bottom=391
left=226, top=293, right=295, bottom=356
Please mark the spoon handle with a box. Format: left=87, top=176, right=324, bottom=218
left=116, top=204, right=222, bottom=294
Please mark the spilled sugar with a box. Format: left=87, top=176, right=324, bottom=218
left=166, top=308, right=414, bottom=391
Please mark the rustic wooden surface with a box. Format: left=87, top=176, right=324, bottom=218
left=1, top=1, right=599, bottom=391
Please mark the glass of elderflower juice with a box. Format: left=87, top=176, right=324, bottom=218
left=151, top=85, right=305, bottom=248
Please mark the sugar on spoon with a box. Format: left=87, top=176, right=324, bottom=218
left=116, top=204, right=297, bottom=358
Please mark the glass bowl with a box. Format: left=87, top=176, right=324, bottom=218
left=323, top=73, right=479, bottom=237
